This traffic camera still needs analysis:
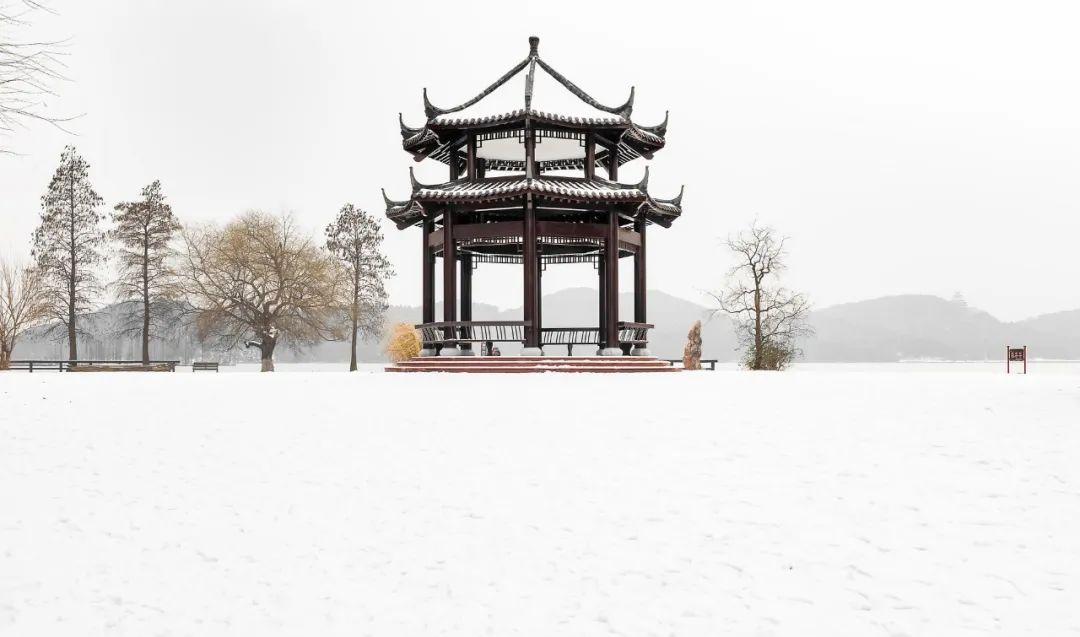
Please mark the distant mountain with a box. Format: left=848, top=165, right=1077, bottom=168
left=804, top=295, right=1079, bottom=361
left=804, top=295, right=1005, bottom=361
left=11, top=291, right=1078, bottom=363
left=1012, top=309, right=1080, bottom=360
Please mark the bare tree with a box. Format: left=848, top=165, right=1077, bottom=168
left=109, top=180, right=181, bottom=363
left=325, top=203, right=392, bottom=371
left=179, top=211, right=346, bottom=372
left=32, top=145, right=105, bottom=359
left=708, top=222, right=812, bottom=370
left=0, top=257, right=47, bottom=368
left=0, top=1, right=71, bottom=152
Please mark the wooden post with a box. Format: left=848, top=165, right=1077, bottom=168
left=466, top=133, right=477, bottom=181
left=422, top=217, right=434, bottom=324
left=522, top=194, right=540, bottom=352
left=598, top=257, right=606, bottom=351
left=631, top=215, right=650, bottom=356
left=522, top=120, right=541, bottom=354
left=602, top=206, right=621, bottom=355
left=460, top=252, right=473, bottom=354
left=634, top=216, right=646, bottom=323
left=442, top=206, right=458, bottom=353
left=536, top=252, right=543, bottom=341
left=525, top=124, right=536, bottom=179
left=584, top=133, right=595, bottom=181
left=460, top=253, right=472, bottom=322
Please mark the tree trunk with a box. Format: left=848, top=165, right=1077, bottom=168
left=260, top=337, right=276, bottom=372
left=142, top=237, right=150, bottom=364
left=350, top=266, right=360, bottom=371
left=349, top=316, right=358, bottom=372
left=0, top=346, right=11, bottom=370
left=752, top=284, right=763, bottom=370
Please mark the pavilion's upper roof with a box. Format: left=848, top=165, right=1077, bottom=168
left=383, top=168, right=683, bottom=230
left=399, top=36, right=669, bottom=171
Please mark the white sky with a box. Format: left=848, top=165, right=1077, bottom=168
left=2, top=0, right=1078, bottom=321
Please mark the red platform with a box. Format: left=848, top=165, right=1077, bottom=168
left=385, top=356, right=679, bottom=373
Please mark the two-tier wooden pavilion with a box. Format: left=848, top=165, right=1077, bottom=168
left=384, top=36, right=683, bottom=357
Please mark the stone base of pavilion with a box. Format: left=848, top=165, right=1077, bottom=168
left=385, top=355, right=679, bottom=374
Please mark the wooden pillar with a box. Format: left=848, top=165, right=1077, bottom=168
left=523, top=195, right=539, bottom=351
left=608, top=144, right=618, bottom=181
left=522, top=120, right=541, bottom=353
left=597, top=257, right=606, bottom=350
left=442, top=207, right=457, bottom=339
left=584, top=133, right=595, bottom=180
left=422, top=217, right=434, bottom=324
left=634, top=216, right=646, bottom=323
left=603, top=206, right=620, bottom=354
left=466, top=133, right=477, bottom=181
left=536, top=253, right=543, bottom=339
left=442, top=150, right=461, bottom=352
left=525, top=124, right=536, bottom=179
left=460, top=252, right=473, bottom=354
left=460, top=253, right=473, bottom=321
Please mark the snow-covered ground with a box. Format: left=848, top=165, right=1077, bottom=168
left=1, top=367, right=1078, bottom=635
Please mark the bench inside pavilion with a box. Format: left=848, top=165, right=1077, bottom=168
left=383, top=37, right=684, bottom=371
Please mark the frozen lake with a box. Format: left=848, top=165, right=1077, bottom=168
left=1, top=366, right=1078, bottom=634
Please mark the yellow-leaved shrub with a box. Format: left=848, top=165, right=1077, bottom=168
left=385, top=323, right=422, bottom=362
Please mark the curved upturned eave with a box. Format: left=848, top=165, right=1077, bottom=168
left=383, top=177, right=683, bottom=230
left=638, top=185, right=684, bottom=228
left=399, top=108, right=668, bottom=168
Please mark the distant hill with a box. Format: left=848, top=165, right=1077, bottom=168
left=11, top=291, right=1078, bottom=363
left=804, top=295, right=1080, bottom=361
left=804, top=295, right=1005, bottom=361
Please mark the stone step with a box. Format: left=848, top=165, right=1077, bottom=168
left=396, top=358, right=669, bottom=366
left=399, top=358, right=665, bottom=364
left=386, top=365, right=680, bottom=373
left=386, top=356, right=679, bottom=373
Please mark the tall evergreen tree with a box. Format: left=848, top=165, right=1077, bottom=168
left=110, top=180, right=181, bottom=363
left=325, top=204, right=392, bottom=371
left=32, top=145, right=105, bottom=359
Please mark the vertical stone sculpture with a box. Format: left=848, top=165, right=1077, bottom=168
left=683, top=320, right=702, bottom=370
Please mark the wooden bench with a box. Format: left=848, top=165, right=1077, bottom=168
left=192, top=361, right=220, bottom=372
left=665, top=359, right=719, bottom=370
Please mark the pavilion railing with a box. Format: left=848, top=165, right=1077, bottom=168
left=417, top=321, right=530, bottom=346
left=415, top=321, right=654, bottom=353
left=617, top=322, right=653, bottom=346
left=540, top=327, right=600, bottom=346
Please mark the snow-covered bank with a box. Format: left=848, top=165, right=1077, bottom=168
left=1, top=370, right=1078, bottom=635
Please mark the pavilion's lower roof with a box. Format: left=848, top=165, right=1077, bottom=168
left=383, top=171, right=683, bottom=230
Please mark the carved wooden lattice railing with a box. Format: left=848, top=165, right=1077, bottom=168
left=416, top=321, right=653, bottom=351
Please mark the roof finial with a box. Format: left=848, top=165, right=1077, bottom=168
left=529, top=36, right=539, bottom=56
